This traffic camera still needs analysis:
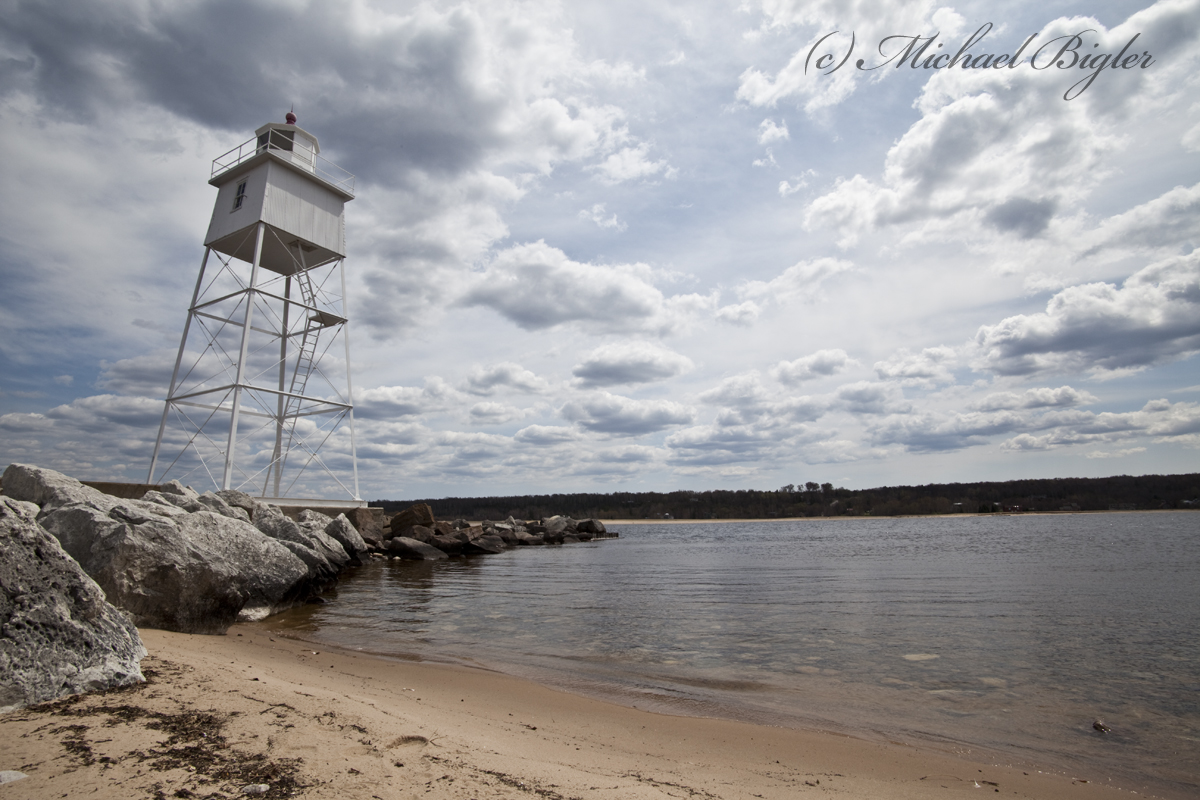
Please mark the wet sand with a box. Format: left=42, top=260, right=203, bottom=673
left=0, top=625, right=1138, bottom=799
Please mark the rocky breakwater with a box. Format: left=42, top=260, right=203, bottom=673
left=0, top=464, right=370, bottom=636
left=384, top=503, right=618, bottom=561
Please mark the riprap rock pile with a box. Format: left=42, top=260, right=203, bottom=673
left=383, top=505, right=617, bottom=561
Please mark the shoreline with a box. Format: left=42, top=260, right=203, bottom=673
left=599, top=509, right=1193, bottom=524
left=1, top=625, right=1150, bottom=799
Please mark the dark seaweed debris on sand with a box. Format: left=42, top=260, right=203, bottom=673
left=23, top=663, right=307, bottom=798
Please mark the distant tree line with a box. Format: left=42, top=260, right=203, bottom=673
left=374, top=473, right=1200, bottom=521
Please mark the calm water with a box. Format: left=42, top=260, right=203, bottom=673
left=267, top=513, right=1200, bottom=798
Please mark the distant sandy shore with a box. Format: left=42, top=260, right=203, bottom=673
left=1, top=625, right=1139, bottom=799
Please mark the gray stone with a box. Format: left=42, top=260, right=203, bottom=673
left=307, top=528, right=351, bottom=571
left=197, top=491, right=251, bottom=523
left=252, top=503, right=307, bottom=545
left=386, top=536, right=448, bottom=560
left=428, top=531, right=469, bottom=555
left=342, top=507, right=385, bottom=545
left=159, top=479, right=197, bottom=498
left=514, top=531, right=544, bottom=546
left=491, top=526, right=519, bottom=546
left=0, top=771, right=28, bottom=785
left=252, top=504, right=348, bottom=589
left=215, top=489, right=258, bottom=516
left=277, top=540, right=339, bottom=587
left=140, top=489, right=204, bottom=513
left=543, top=516, right=571, bottom=534
left=2, top=463, right=118, bottom=515
left=40, top=501, right=309, bottom=633
left=463, top=532, right=506, bottom=555
left=1, top=496, right=146, bottom=713
left=389, top=503, right=435, bottom=536
left=394, top=524, right=436, bottom=544
left=297, top=508, right=334, bottom=529
left=113, top=493, right=191, bottom=521
left=295, top=512, right=351, bottom=568
left=324, top=514, right=368, bottom=560
left=254, top=505, right=348, bottom=566
left=577, top=518, right=607, bottom=535
left=359, top=530, right=385, bottom=550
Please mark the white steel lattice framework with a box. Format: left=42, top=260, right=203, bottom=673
left=148, top=116, right=361, bottom=505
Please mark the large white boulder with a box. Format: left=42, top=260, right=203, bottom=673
left=0, top=496, right=145, bottom=712
left=39, top=503, right=310, bottom=633
left=1, top=464, right=119, bottom=514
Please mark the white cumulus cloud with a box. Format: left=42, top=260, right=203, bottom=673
left=572, top=342, right=694, bottom=388
left=773, top=349, right=855, bottom=385
left=874, top=346, right=956, bottom=386
left=561, top=392, right=695, bottom=436
left=972, top=251, right=1200, bottom=377
left=463, top=363, right=550, bottom=396
left=459, top=241, right=712, bottom=334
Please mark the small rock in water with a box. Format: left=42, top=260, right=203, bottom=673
left=242, top=785, right=271, bottom=795
left=1093, top=719, right=1111, bottom=733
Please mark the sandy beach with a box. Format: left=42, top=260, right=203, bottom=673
left=1, top=625, right=1140, bottom=800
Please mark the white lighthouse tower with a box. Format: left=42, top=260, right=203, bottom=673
left=149, top=111, right=362, bottom=506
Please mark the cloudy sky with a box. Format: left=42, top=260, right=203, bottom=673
left=1, top=0, right=1198, bottom=500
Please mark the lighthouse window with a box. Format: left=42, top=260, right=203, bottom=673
left=232, top=180, right=248, bottom=211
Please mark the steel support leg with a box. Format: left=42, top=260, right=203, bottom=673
left=148, top=247, right=210, bottom=484
left=223, top=222, right=265, bottom=491
left=268, top=272, right=292, bottom=497
left=340, top=259, right=361, bottom=500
